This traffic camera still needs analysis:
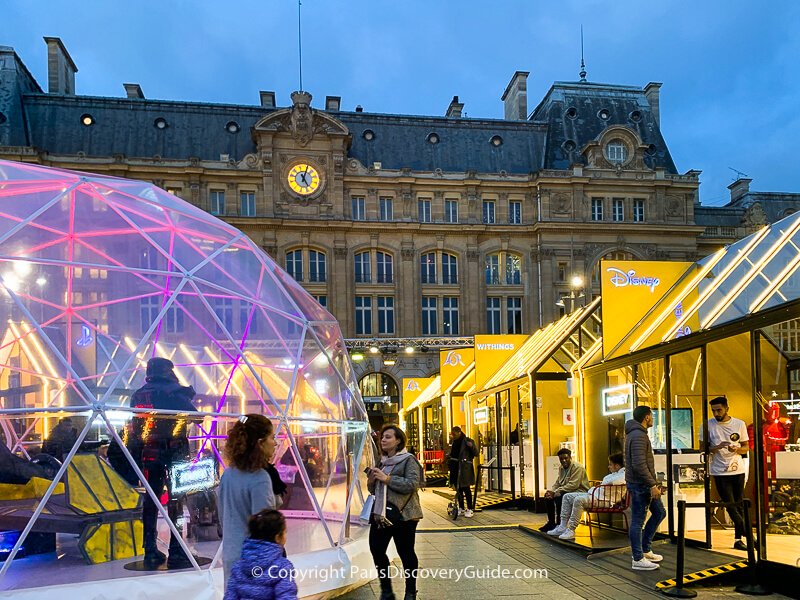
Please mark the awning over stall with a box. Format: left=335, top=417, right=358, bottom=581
left=607, top=211, right=800, bottom=358
left=404, top=376, right=441, bottom=413
left=471, top=297, right=602, bottom=400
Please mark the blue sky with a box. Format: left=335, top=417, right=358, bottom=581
left=5, top=0, right=799, bottom=205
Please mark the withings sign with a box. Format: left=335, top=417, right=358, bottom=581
left=602, top=383, right=634, bottom=416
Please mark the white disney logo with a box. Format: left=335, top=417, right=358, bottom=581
left=606, top=267, right=660, bottom=292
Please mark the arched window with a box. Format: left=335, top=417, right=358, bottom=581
left=359, top=372, right=399, bottom=400
left=421, top=251, right=459, bottom=285
left=354, top=251, right=371, bottom=283
left=309, top=250, right=327, bottom=283
left=376, top=252, right=393, bottom=284
left=286, top=249, right=303, bottom=282
left=420, top=253, right=436, bottom=284
left=485, top=252, right=522, bottom=285
left=605, top=139, right=628, bottom=165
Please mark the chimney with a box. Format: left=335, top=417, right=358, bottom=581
left=123, top=83, right=145, bottom=99
left=644, top=82, right=662, bottom=127
left=325, top=96, right=341, bottom=111
left=44, top=37, right=78, bottom=95
left=501, top=71, right=529, bottom=120
left=445, top=95, right=464, bottom=118
left=355, top=105, right=363, bottom=113
left=728, top=178, right=752, bottom=203
left=259, top=91, right=276, bottom=108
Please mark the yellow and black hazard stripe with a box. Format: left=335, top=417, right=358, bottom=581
left=655, top=561, right=748, bottom=589
left=475, top=493, right=514, bottom=509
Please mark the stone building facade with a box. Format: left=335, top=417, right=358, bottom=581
left=1, top=38, right=798, bottom=408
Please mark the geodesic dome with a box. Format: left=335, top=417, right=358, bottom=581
left=0, top=159, right=371, bottom=582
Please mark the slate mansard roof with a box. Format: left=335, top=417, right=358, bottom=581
left=1, top=45, right=678, bottom=176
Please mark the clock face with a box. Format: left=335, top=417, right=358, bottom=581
left=287, top=163, right=321, bottom=196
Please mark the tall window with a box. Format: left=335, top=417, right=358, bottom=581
left=377, top=296, right=395, bottom=335
left=140, top=297, right=159, bottom=332
left=633, top=199, right=645, bottom=222
left=240, top=192, right=256, bottom=217
left=445, top=199, right=459, bottom=223
left=442, top=253, right=458, bottom=284
left=483, top=200, right=496, bottom=224
left=509, top=200, right=522, bottom=224
left=286, top=250, right=303, bottom=282
left=164, top=304, right=184, bottom=333
left=485, top=252, right=522, bottom=285
left=507, top=297, right=522, bottom=333
left=613, top=198, right=624, bottom=222
left=443, top=297, right=459, bottom=335
left=354, top=252, right=371, bottom=283
left=420, top=253, right=437, bottom=284
left=376, top=252, right=393, bottom=284
left=557, top=262, right=568, bottom=282
left=591, top=198, right=604, bottom=221
left=309, top=250, right=326, bottom=283
left=210, top=190, right=225, bottom=216
left=422, top=297, right=438, bottom=335
left=214, top=297, right=234, bottom=332
left=240, top=304, right=258, bottom=335
left=486, top=297, right=501, bottom=334
left=355, top=296, right=372, bottom=335
left=379, top=197, right=394, bottom=221
left=418, top=199, right=432, bottom=223
left=352, top=197, right=366, bottom=221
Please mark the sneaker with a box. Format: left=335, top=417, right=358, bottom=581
left=733, top=540, right=748, bottom=551
left=464, top=509, right=474, bottom=518
left=547, top=524, right=566, bottom=536
left=643, top=551, right=663, bottom=562
left=632, top=558, right=660, bottom=571
left=458, top=508, right=465, bottom=516
left=558, top=529, right=575, bottom=541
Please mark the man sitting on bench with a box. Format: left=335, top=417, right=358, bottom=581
left=539, top=448, right=589, bottom=532
left=547, top=452, right=625, bottom=540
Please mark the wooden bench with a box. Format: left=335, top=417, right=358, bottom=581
left=584, top=482, right=630, bottom=539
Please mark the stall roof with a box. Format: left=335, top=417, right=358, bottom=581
left=445, top=362, right=476, bottom=396
left=610, top=210, right=800, bottom=356
left=404, top=376, right=441, bottom=413
left=472, top=297, right=602, bottom=400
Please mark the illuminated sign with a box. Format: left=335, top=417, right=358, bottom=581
left=405, top=380, right=420, bottom=391
left=443, top=351, right=465, bottom=367
left=606, top=267, right=661, bottom=292
left=76, top=324, right=94, bottom=347
left=602, top=384, right=634, bottom=416
left=475, top=343, right=515, bottom=350
left=169, top=458, right=216, bottom=495
left=474, top=406, right=489, bottom=425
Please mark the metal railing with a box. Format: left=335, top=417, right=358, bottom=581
left=663, top=499, right=768, bottom=598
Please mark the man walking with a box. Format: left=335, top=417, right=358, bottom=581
left=705, top=396, right=750, bottom=550
left=448, top=426, right=478, bottom=517
left=625, top=405, right=666, bottom=570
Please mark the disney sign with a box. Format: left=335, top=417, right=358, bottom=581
left=606, top=267, right=661, bottom=293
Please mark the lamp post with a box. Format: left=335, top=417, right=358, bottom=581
left=568, top=274, right=585, bottom=314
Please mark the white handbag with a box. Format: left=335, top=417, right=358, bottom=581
left=359, top=494, right=375, bottom=524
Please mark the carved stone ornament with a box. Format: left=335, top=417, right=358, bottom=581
left=666, top=194, right=682, bottom=217
left=744, top=202, right=768, bottom=228
left=242, top=153, right=262, bottom=169
left=466, top=249, right=480, bottom=262
left=334, top=246, right=348, bottom=259
left=290, top=91, right=315, bottom=147
left=401, top=246, right=415, bottom=261
left=552, top=192, right=571, bottom=214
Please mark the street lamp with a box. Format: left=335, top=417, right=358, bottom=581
left=568, top=274, right=585, bottom=313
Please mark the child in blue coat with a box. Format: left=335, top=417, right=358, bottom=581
left=224, top=509, right=298, bottom=600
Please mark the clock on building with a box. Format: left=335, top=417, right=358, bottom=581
left=287, top=162, right=322, bottom=196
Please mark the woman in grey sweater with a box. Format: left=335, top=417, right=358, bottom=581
left=367, top=424, right=424, bottom=600
left=218, top=414, right=277, bottom=585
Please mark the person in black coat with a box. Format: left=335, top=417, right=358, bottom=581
left=127, top=357, right=196, bottom=569
left=448, top=426, right=478, bottom=517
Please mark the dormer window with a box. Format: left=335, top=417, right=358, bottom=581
left=605, top=139, right=628, bottom=164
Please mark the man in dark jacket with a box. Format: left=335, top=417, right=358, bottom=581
left=449, top=426, right=478, bottom=517
left=625, top=405, right=666, bottom=571
left=127, top=357, right=196, bottom=569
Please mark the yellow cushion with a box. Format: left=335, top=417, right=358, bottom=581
left=0, top=477, right=65, bottom=501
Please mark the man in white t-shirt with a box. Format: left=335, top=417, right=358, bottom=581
left=705, top=396, right=749, bottom=550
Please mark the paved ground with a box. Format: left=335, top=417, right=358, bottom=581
left=336, top=488, right=789, bottom=600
